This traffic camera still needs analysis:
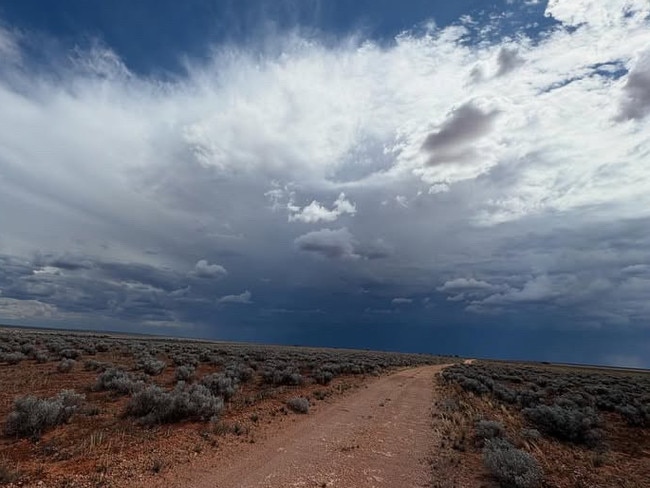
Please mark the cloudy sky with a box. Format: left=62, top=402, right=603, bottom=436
left=1, top=0, right=649, bottom=367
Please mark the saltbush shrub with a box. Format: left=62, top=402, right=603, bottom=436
left=201, top=373, right=239, bottom=400
left=125, top=384, right=223, bottom=425
left=483, top=438, right=543, bottom=488
left=95, top=368, right=143, bottom=395
left=59, top=349, right=81, bottom=360
left=476, top=420, right=505, bottom=441
left=136, top=356, right=166, bottom=376
left=57, top=358, right=76, bottom=373
left=175, top=365, right=196, bottom=382
left=1, top=352, right=25, bottom=365
left=287, top=397, right=310, bottom=414
left=523, top=404, right=601, bottom=445
left=5, top=390, right=84, bottom=438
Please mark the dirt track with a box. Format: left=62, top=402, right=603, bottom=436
left=147, top=365, right=446, bottom=487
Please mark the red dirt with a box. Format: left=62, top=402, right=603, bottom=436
left=137, top=365, right=447, bottom=488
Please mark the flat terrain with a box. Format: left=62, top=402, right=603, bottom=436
left=3, top=327, right=649, bottom=488
left=144, top=365, right=445, bottom=488
left=0, top=328, right=451, bottom=487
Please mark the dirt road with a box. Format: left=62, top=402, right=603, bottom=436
left=149, top=365, right=446, bottom=488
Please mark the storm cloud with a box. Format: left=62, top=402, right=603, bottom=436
left=1, top=0, right=650, bottom=365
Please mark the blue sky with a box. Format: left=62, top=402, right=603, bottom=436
left=1, top=1, right=649, bottom=367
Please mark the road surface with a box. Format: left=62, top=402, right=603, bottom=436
left=147, top=364, right=447, bottom=487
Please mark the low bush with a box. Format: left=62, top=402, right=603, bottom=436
left=175, top=365, right=196, bottom=382
left=5, top=390, right=84, bottom=439
left=95, top=368, right=143, bottom=395
left=59, top=349, right=81, bottom=360
left=483, top=438, right=543, bottom=488
left=125, top=384, right=224, bottom=425
left=136, top=356, right=166, bottom=376
left=313, top=369, right=334, bottom=385
left=1, top=352, right=25, bottom=365
left=34, top=351, right=50, bottom=363
left=84, top=359, right=111, bottom=371
left=475, top=420, right=505, bottom=442
left=523, top=404, right=601, bottom=445
left=57, top=358, right=76, bottom=373
left=201, top=373, right=239, bottom=400
left=287, top=397, right=310, bottom=414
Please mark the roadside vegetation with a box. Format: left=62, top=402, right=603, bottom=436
left=435, top=361, right=650, bottom=487
left=0, top=326, right=454, bottom=486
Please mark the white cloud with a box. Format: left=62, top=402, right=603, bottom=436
left=545, top=0, right=650, bottom=28
left=193, top=260, right=228, bottom=279
left=217, top=290, right=252, bottom=305
left=289, top=193, right=356, bottom=223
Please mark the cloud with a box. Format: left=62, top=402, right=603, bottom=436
left=545, top=0, right=650, bottom=28
left=437, top=278, right=504, bottom=293
left=479, top=275, right=559, bottom=305
left=288, top=193, right=357, bottom=223
left=422, top=102, right=499, bottom=156
left=496, top=47, right=525, bottom=76
left=0, top=0, right=649, bottom=344
left=217, top=290, right=252, bottom=305
left=391, top=297, right=413, bottom=305
left=616, top=50, right=650, bottom=121
left=294, top=227, right=359, bottom=259
left=0, top=24, right=20, bottom=63
left=0, top=297, right=62, bottom=319
left=193, top=260, right=228, bottom=279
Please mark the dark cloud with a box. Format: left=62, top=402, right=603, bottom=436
left=294, top=229, right=392, bottom=260
left=616, top=51, right=650, bottom=121
left=496, top=47, right=525, bottom=77
left=354, top=239, right=393, bottom=260
left=422, top=102, right=499, bottom=165
left=98, top=261, right=183, bottom=291
left=294, top=228, right=358, bottom=259
left=34, top=253, right=95, bottom=271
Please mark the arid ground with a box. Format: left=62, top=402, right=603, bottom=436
left=0, top=327, right=649, bottom=488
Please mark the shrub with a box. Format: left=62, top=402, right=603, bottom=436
left=287, top=397, right=310, bottom=414
left=520, top=429, right=542, bottom=441
left=5, top=390, right=84, bottom=439
left=476, top=420, right=505, bottom=442
left=313, top=369, right=334, bottom=385
left=175, top=365, right=196, bottom=382
left=84, top=359, right=111, bottom=371
left=262, top=366, right=303, bottom=386
left=59, top=349, right=81, bottom=360
left=125, top=384, right=224, bottom=425
left=95, top=368, right=143, bottom=395
left=201, top=373, right=239, bottom=400
left=616, top=404, right=650, bottom=427
left=1, top=352, right=25, bottom=365
left=523, top=404, right=602, bottom=445
left=57, top=358, right=76, bottom=373
left=34, top=351, right=50, bottom=363
left=136, top=356, right=166, bottom=376
left=483, top=438, right=543, bottom=488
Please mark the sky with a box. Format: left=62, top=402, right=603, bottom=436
left=0, top=1, right=649, bottom=368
